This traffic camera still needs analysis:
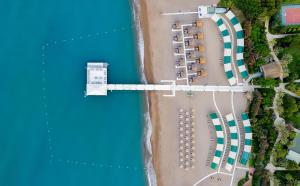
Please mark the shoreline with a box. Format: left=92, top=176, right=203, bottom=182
left=132, top=0, right=158, bottom=186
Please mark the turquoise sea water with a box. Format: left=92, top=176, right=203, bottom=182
left=0, top=0, right=146, bottom=186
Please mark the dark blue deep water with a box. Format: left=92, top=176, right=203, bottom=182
left=0, top=0, right=146, bottom=185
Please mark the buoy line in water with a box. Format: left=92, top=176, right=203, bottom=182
left=55, top=157, right=146, bottom=171
left=40, top=26, right=145, bottom=171
left=42, top=26, right=132, bottom=48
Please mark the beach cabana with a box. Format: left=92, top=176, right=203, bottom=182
left=172, top=21, right=181, bottom=29
left=185, top=39, right=196, bottom=47
left=186, top=52, right=197, bottom=60
left=193, top=33, right=204, bottom=40
left=195, top=45, right=205, bottom=52
left=225, top=11, right=249, bottom=79
left=175, top=58, right=185, bottom=67
left=193, top=20, right=203, bottom=28
left=209, top=113, right=225, bottom=170
left=225, top=113, right=238, bottom=172
left=240, top=112, right=252, bottom=165
left=173, top=34, right=182, bottom=42
left=174, top=46, right=184, bottom=54
left=196, top=57, right=206, bottom=64
left=197, top=69, right=208, bottom=77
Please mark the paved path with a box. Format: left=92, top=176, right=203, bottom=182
left=265, top=163, right=286, bottom=174
left=277, top=83, right=300, bottom=99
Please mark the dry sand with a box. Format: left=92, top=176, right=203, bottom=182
left=140, top=0, right=249, bottom=185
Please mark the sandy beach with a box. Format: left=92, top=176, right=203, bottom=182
left=139, top=0, right=249, bottom=185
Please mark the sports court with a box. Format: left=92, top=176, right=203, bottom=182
left=281, top=5, right=300, bottom=25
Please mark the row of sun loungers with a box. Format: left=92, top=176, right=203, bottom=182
left=178, top=108, right=196, bottom=170
left=211, top=14, right=236, bottom=86
left=208, top=112, right=252, bottom=172
left=209, top=113, right=225, bottom=170
left=240, top=112, right=252, bottom=165
left=225, top=11, right=249, bottom=79
left=225, top=114, right=238, bottom=172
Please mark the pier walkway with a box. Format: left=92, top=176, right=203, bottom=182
left=86, top=63, right=257, bottom=96
left=106, top=84, right=255, bottom=93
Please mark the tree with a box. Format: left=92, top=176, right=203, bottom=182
left=287, top=83, right=300, bottom=96
left=281, top=54, right=293, bottom=78
left=254, top=78, right=279, bottom=88
left=285, top=173, right=298, bottom=186
left=283, top=96, right=299, bottom=119
left=286, top=160, right=299, bottom=170
left=235, top=0, right=263, bottom=20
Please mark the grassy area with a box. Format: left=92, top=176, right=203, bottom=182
left=286, top=83, right=300, bottom=96
left=253, top=77, right=280, bottom=88
left=272, top=124, right=297, bottom=167
left=274, top=170, right=300, bottom=185
left=275, top=35, right=300, bottom=81
left=281, top=94, right=300, bottom=129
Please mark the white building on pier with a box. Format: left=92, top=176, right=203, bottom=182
left=86, top=62, right=108, bottom=96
